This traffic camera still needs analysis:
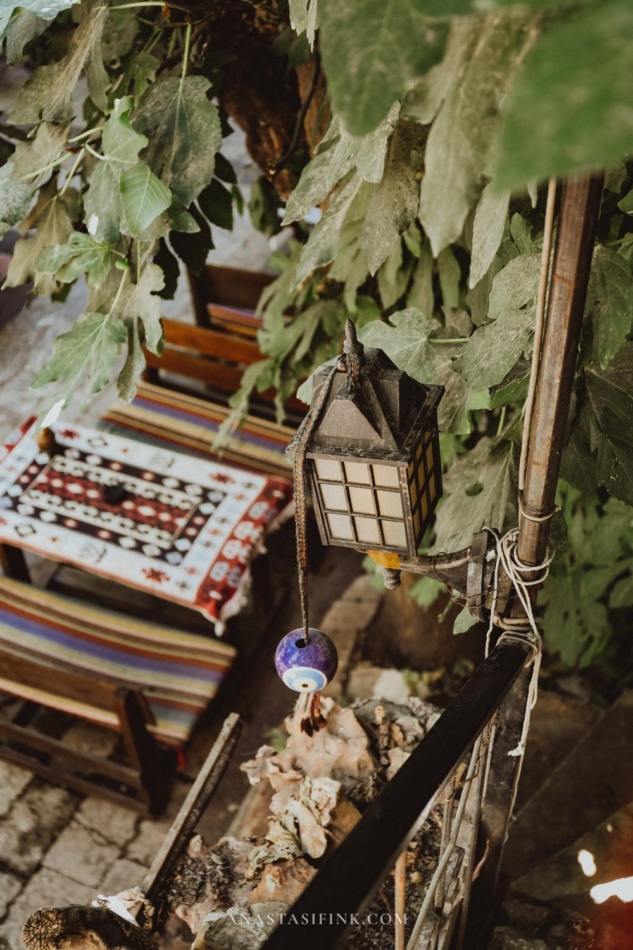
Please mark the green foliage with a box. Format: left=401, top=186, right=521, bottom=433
left=319, top=0, right=447, bottom=136
left=540, top=485, right=633, bottom=666
left=4, top=0, right=633, bottom=671
left=496, top=0, right=633, bottom=189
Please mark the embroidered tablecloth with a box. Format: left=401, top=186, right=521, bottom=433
left=0, top=419, right=292, bottom=629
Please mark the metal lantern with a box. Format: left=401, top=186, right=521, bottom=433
left=288, top=322, right=444, bottom=557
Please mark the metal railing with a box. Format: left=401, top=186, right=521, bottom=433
left=261, top=636, right=533, bottom=950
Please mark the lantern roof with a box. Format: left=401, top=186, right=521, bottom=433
left=288, top=321, right=444, bottom=463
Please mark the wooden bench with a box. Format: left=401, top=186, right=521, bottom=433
left=0, top=577, right=236, bottom=816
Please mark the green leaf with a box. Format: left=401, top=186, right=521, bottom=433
left=133, top=76, right=222, bottom=207
left=420, top=10, right=537, bottom=256
left=294, top=172, right=364, bottom=286
left=619, top=189, right=633, bottom=216
left=437, top=247, right=461, bottom=310
left=362, top=120, right=424, bottom=274
left=496, top=0, right=633, bottom=190
left=119, top=161, right=172, bottom=238
left=431, top=438, right=517, bottom=553
left=319, top=0, right=447, bottom=136
left=288, top=0, right=319, bottom=47
left=4, top=10, right=48, bottom=65
left=170, top=207, right=212, bottom=276
left=407, top=238, right=435, bottom=318
left=5, top=192, right=72, bottom=295
left=10, top=122, right=70, bottom=186
left=540, top=572, right=611, bottom=667
left=117, top=317, right=145, bottom=404
left=359, top=308, right=436, bottom=382
left=11, top=0, right=108, bottom=124
left=32, top=310, right=126, bottom=406
left=469, top=182, right=511, bottom=289
left=120, top=262, right=164, bottom=355
left=282, top=108, right=397, bottom=226
left=35, top=231, right=112, bottom=287
left=377, top=239, right=413, bottom=310
left=198, top=179, right=234, bottom=231
left=585, top=246, right=633, bottom=369
left=453, top=607, right=478, bottom=635
left=409, top=575, right=446, bottom=607
left=609, top=574, right=633, bottom=610
left=488, top=254, right=541, bottom=318
left=0, top=0, right=79, bottom=40
left=84, top=96, right=148, bottom=245
left=154, top=238, right=180, bottom=301
left=0, top=164, right=32, bottom=239
left=564, top=345, right=633, bottom=505
left=403, top=17, right=477, bottom=127
left=453, top=307, right=535, bottom=390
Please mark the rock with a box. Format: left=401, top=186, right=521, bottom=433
left=241, top=699, right=376, bottom=796
left=169, top=838, right=254, bottom=935
left=347, top=664, right=414, bottom=704
left=193, top=902, right=289, bottom=950
left=489, top=927, right=549, bottom=950
left=248, top=860, right=316, bottom=906
left=43, top=820, right=120, bottom=888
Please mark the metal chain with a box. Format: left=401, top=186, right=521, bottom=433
left=293, top=361, right=344, bottom=642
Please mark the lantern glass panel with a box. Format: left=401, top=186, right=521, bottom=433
left=416, top=442, right=423, bottom=461
left=425, top=442, right=434, bottom=474
left=349, top=487, right=375, bottom=514
left=327, top=512, right=353, bottom=540
left=421, top=492, right=429, bottom=519
left=408, top=460, right=415, bottom=479
left=320, top=483, right=347, bottom=511
left=430, top=472, right=437, bottom=500
left=316, top=459, right=341, bottom=481
left=410, top=478, right=418, bottom=504
left=377, top=490, right=403, bottom=518
left=373, top=464, right=399, bottom=488
left=355, top=517, right=380, bottom=544
left=344, top=461, right=371, bottom=484
left=382, top=520, right=407, bottom=548
left=413, top=508, right=421, bottom=536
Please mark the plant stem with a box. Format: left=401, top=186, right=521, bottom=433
left=85, top=143, right=105, bottom=161
left=67, top=127, right=101, bottom=144
left=59, top=149, right=85, bottom=197
left=17, top=154, right=67, bottom=182
left=110, top=2, right=190, bottom=11
left=180, top=21, right=192, bottom=84
left=497, top=405, right=507, bottom=436
left=428, top=337, right=469, bottom=345
left=107, top=269, right=129, bottom=318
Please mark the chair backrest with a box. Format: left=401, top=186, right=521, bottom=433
left=144, top=264, right=306, bottom=421
left=189, top=264, right=274, bottom=335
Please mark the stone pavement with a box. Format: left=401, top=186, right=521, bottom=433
left=0, top=739, right=174, bottom=950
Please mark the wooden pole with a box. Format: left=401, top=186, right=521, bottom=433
left=517, top=174, right=604, bottom=569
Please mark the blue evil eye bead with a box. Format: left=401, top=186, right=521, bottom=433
left=275, top=628, right=338, bottom=693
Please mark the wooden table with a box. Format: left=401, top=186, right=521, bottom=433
left=0, top=418, right=292, bottom=630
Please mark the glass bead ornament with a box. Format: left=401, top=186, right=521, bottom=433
left=275, top=628, right=338, bottom=693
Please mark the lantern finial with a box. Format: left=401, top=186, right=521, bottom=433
left=344, top=319, right=364, bottom=358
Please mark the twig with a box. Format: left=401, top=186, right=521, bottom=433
left=395, top=850, right=407, bottom=950
left=275, top=53, right=321, bottom=172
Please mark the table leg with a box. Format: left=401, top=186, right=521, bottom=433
left=0, top=545, right=31, bottom=583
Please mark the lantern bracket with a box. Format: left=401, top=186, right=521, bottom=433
left=368, top=530, right=510, bottom=621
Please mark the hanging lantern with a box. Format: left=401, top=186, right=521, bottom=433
left=288, top=321, right=444, bottom=557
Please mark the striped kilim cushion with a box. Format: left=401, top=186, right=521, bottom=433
left=0, top=577, right=236, bottom=747
left=100, top=381, right=295, bottom=480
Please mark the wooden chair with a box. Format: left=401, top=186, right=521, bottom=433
left=0, top=577, right=236, bottom=816
left=143, top=264, right=306, bottom=422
